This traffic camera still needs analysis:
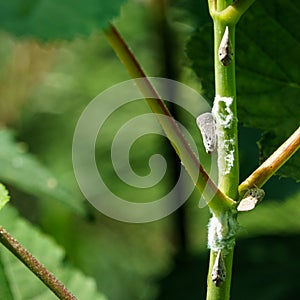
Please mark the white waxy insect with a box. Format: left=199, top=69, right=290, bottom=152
left=237, top=187, right=265, bottom=212
left=196, top=112, right=217, bottom=154
left=218, top=26, right=233, bottom=66
left=211, top=250, right=226, bottom=287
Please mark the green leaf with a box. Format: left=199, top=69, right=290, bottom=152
left=0, top=129, right=85, bottom=214
left=186, top=0, right=300, bottom=181
left=0, top=0, right=126, bottom=40
left=0, top=183, right=10, bottom=211
left=0, top=205, right=107, bottom=300
left=171, top=0, right=211, bottom=28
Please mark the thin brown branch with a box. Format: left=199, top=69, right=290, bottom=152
left=104, top=23, right=235, bottom=212
left=0, top=226, right=77, bottom=300
left=239, top=126, right=300, bottom=193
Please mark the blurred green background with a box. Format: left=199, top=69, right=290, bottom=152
left=0, top=0, right=299, bottom=299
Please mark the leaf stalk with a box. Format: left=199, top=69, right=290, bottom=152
left=0, top=226, right=76, bottom=300
left=239, top=126, right=300, bottom=194
left=104, top=24, right=235, bottom=212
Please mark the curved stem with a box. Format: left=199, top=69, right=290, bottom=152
left=104, top=24, right=235, bottom=212
left=210, top=0, right=257, bottom=24
left=208, top=0, right=217, bottom=15
left=239, top=126, right=300, bottom=194
left=0, top=226, right=76, bottom=300
left=219, top=0, right=256, bottom=24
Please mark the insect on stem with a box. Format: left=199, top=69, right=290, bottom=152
left=237, top=187, right=265, bottom=212
left=211, top=250, right=226, bottom=287
left=196, top=112, right=217, bottom=154
left=218, top=26, right=233, bottom=66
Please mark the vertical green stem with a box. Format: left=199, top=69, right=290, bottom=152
left=207, top=249, right=234, bottom=300
left=213, top=23, right=239, bottom=198
left=206, top=1, right=240, bottom=299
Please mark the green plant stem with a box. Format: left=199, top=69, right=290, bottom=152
left=207, top=0, right=241, bottom=299
left=206, top=0, right=260, bottom=298
left=104, top=24, right=235, bottom=212
left=239, top=126, right=300, bottom=194
left=209, top=0, right=257, bottom=24
left=213, top=22, right=239, bottom=199
left=220, top=0, right=256, bottom=23
left=206, top=25, right=237, bottom=300
left=0, top=226, right=77, bottom=300
left=207, top=248, right=234, bottom=300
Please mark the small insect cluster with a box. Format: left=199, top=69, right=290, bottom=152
left=196, top=112, right=217, bottom=154
left=211, top=250, right=226, bottom=287
left=218, top=26, right=233, bottom=67
left=237, top=187, right=265, bottom=212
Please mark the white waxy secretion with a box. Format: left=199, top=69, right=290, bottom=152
left=218, top=26, right=233, bottom=66
left=237, top=187, right=265, bottom=212
left=211, top=250, right=226, bottom=287
left=196, top=112, right=217, bottom=154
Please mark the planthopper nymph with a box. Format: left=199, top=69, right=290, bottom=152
left=237, top=187, right=265, bottom=212
left=211, top=250, right=226, bottom=287
left=196, top=112, right=217, bottom=154
left=218, top=26, right=233, bottom=66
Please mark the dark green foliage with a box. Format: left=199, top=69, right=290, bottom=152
left=0, top=129, right=84, bottom=214
left=0, top=0, right=299, bottom=299
left=187, top=0, right=300, bottom=181
left=155, top=235, right=300, bottom=300
left=0, top=0, right=126, bottom=40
